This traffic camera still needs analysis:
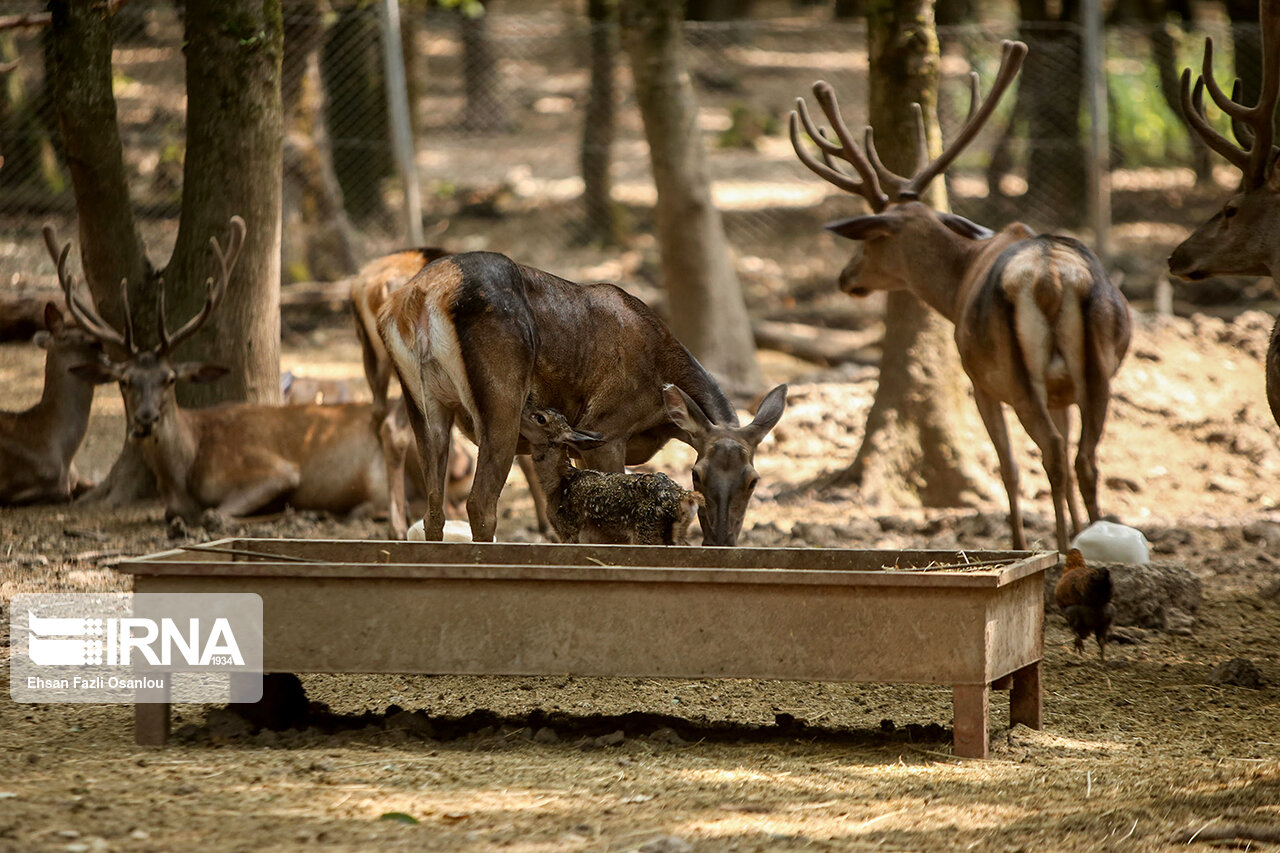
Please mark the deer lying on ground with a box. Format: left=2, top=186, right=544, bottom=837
left=376, top=251, right=788, bottom=544
left=790, top=40, right=1131, bottom=553
left=1167, top=0, right=1280, bottom=428
left=58, top=216, right=417, bottom=533
left=519, top=402, right=703, bottom=545
left=0, top=300, right=102, bottom=504
left=350, top=247, right=549, bottom=537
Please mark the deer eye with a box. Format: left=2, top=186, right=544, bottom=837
left=691, top=469, right=702, bottom=488
left=535, top=413, right=546, bottom=425
left=1224, top=205, right=1238, bottom=220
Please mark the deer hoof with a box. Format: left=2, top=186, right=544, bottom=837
left=167, top=515, right=189, bottom=541
left=200, top=509, right=228, bottom=533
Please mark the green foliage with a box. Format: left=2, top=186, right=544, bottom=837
left=379, top=812, right=420, bottom=825
left=717, top=103, right=780, bottom=150
left=437, top=0, right=486, bottom=18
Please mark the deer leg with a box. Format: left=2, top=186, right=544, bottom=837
left=1013, top=399, right=1071, bottom=553
left=973, top=390, right=1025, bottom=551
left=404, top=397, right=452, bottom=541
left=515, top=454, right=553, bottom=537
left=579, top=439, right=628, bottom=473
left=468, top=421, right=521, bottom=543
left=1075, top=376, right=1113, bottom=526
left=1050, top=407, right=1082, bottom=536
left=378, top=400, right=412, bottom=539
left=213, top=460, right=303, bottom=519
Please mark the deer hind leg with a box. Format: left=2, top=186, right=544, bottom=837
left=1013, top=398, right=1071, bottom=553
left=1074, top=372, right=1113, bottom=526
left=404, top=396, right=453, bottom=541
left=212, top=458, right=303, bottom=520
left=1050, top=407, right=1082, bottom=537
left=973, top=389, right=1025, bottom=550
left=379, top=400, right=412, bottom=539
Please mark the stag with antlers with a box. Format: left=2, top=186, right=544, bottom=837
left=790, top=40, right=1131, bottom=553
left=58, top=216, right=420, bottom=531
left=1168, top=0, right=1280, bottom=428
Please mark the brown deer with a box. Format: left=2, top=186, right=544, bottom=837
left=59, top=216, right=415, bottom=533
left=349, top=247, right=550, bottom=536
left=1167, top=0, right=1280, bottom=428
left=0, top=299, right=102, bottom=504
left=376, top=251, right=788, bottom=544
left=790, top=40, right=1131, bottom=553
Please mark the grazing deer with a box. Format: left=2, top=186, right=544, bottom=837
left=0, top=299, right=102, bottom=505
left=58, top=216, right=415, bottom=532
left=519, top=403, right=703, bottom=545
left=349, top=247, right=550, bottom=537
left=377, top=251, right=788, bottom=544
left=1167, top=0, right=1280, bottom=428
left=790, top=40, right=1131, bottom=553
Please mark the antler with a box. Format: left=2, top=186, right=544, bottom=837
left=158, top=215, right=246, bottom=354
left=790, top=40, right=1026, bottom=208
left=41, top=223, right=134, bottom=352
left=790, top=81, right=889, bottom=211
left=1181, top=3, right=1280, bottom=189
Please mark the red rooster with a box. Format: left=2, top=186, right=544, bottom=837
left=1054, top=548, right=1115, bottom=667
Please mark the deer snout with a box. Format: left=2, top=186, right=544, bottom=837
left=1166, top=247, right=1206, bottom=281
left=838, top=257, right=869, bottom=297
left=131, top=409, right=160, bottom=439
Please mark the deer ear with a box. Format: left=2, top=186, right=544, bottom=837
left=69, top=358, right=121, bottom=385
left=938, top=212, right=993, bottom=241
left=741, top=383, right=787, bottom=448
left=176, top=363, right=229, bottom=384
left=824, top=215, right=899, bottom=241
left=43, top=302, right=64, bottom=332
left=664, top=384, right=712, bottom=447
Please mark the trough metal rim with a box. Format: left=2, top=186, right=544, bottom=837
left=116, top=539, right=1057, bottom=588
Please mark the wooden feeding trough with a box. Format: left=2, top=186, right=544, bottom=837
left=116, top=539, right=1054, bottom=758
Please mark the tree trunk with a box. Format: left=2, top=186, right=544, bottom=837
left=322, top=4, right=392, bottom=223
left=579, top=0, right=620, bottom=245
left=1020, top=0, right=1086, bottom=225
left=165, top=0, right=283, bottom=408
left=47, top=0, right=159, bottom=505
left=459, top=1, right=507, bottom=132
left=282, top=0, right=358, bottom=283
left=834, top=0, right=994, bottom=507
left=620, top=0, right=762, bottom=390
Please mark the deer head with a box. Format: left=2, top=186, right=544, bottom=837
left=790, top=41, right=1026, bottom=310
left=1168, top=2, right=1280, bottom=280
left=663, top=383, right=787, bottom=547
left=519, top=405, right=607, bottom=456
left=32, top=302, right=103, bottom=375
left=53, top=217, right=247, bottom=439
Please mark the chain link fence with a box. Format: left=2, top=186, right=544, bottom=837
left=0, top=2, right=1252, bottom=302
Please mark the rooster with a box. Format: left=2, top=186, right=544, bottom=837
left=1054, top=548, right=1115, bottom=667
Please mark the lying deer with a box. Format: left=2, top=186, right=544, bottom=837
left=790, top=40, right=1131, bottom=553
left=377, top=251, right=788, bottom=544
left=0, top=300, right=102, bottom=504
left=58, top=216, right=417, bottom=532
left=520, top=403, right=702, bottom=545
left=350, top=247, right=551, bottom=537
left=1167, top=0, right=1280, bottom=428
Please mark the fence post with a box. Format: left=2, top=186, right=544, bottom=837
left=1083, top=0, right=1109, bottom=262
left=379, top=0, right=424, bottom=245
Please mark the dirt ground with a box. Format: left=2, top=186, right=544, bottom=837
left=2, top=298, right=1280, bottom=853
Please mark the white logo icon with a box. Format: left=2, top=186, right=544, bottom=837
left=27, top=613, right=104, bottom=666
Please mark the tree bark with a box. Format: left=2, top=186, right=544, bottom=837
left=834, top=0, right=994, bottom=507
left=165, top=0, right=283, bottom=408
left=458, top=1, right=506, bottom=132
left=322, top=4, right=392, bottom=222
left=620, top=0, right=762, bottom=389
left=579, top=0, right=620, bottom=245
left=1020, top=0, right=1086, bottom=224
left=47, top=0, right=158, bottom=505
left=282, top=0, right=358, bottom=283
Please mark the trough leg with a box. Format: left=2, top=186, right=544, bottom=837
left=134, top=675, right=171, bottom=746
left=1009, top=661, right=1042, bottom=730
left=952, top=683, right=989, bottom=758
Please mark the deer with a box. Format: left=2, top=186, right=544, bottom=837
left=789, top=40, right=1131, bottom=553
left=1167, top=0, right=1280, bottom=429
left=0, top=298, right=102, bottom=505
left=376, top=250, right=788, bottom=545
left=56, top=216, right=418, bottom=534
left=348, top=246, right=552, bottom=537
left=519, top=402, right=703, bottom=545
